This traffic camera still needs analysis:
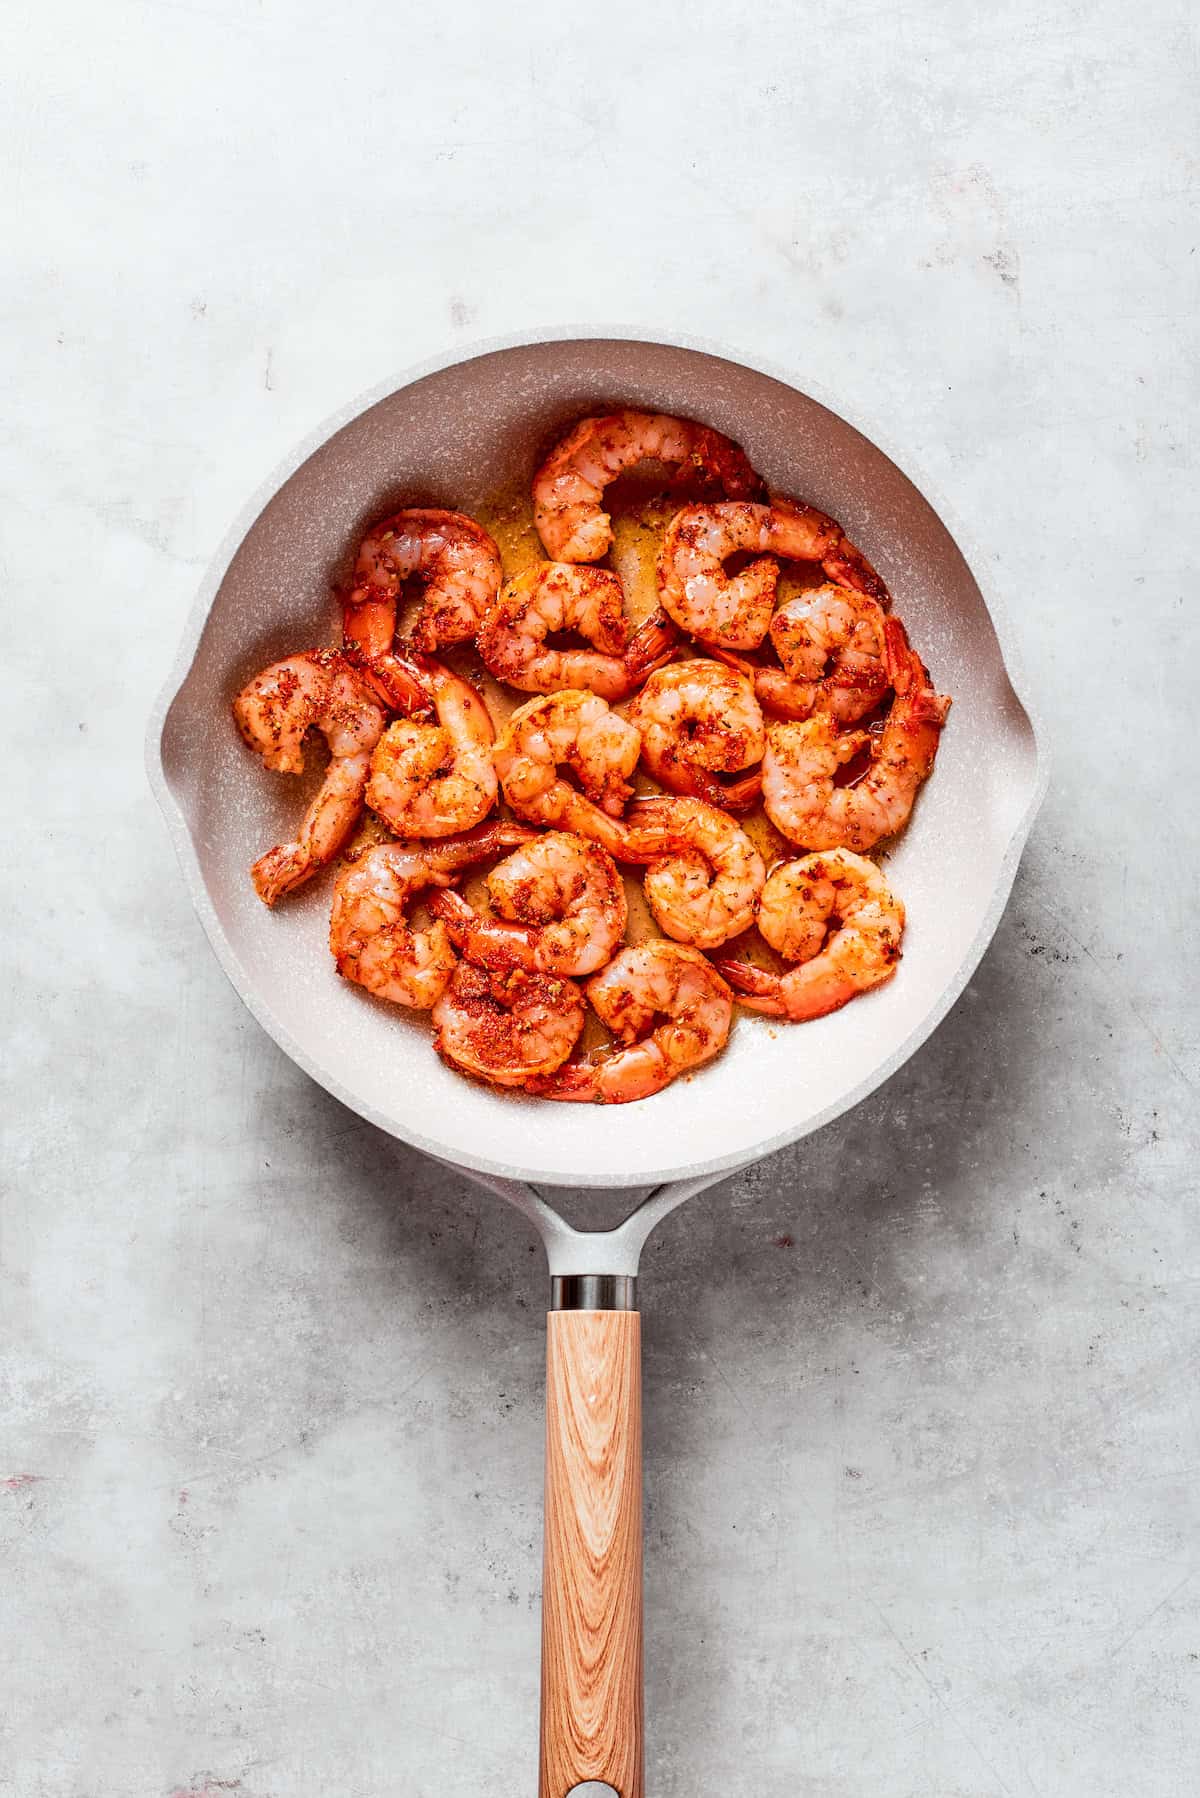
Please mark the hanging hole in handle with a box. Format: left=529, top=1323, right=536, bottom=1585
left=566, top=1786, right=620, bottom=1797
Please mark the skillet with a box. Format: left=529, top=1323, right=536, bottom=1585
left=148, top=330, right=1047, bottom=1795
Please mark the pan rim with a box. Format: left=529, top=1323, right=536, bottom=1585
left=146, top=324, right=1050, bottom=1189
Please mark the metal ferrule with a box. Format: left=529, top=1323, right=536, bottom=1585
left=550, top=1274, right=638, bottom=1312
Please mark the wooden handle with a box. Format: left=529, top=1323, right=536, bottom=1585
left=540, top=1309, right=643, bottom=1798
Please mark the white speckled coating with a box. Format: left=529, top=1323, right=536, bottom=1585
left=148, top=332, right=1046, bottom=1188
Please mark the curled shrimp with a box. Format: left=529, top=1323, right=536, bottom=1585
left=717, top=583, right=890, bottom=722
left=626, top=796, right=765, bottom=951
left=529, top=942, right=734, bottom=1105
left=715, top=850, right=904, bottom=1021
left=491, top=690, right=655, bottom=860
left=429, top=832, right=626, bottom=977
left=658, top=498, right=889, bottom=650
left=343, top=508, right=503, bottom=667
left=233, top=649, right=390, bottom=906
left=477, top=562, right=676, bottom=700
left=762, top=618, right=951, bottom=852
left=366, top=655, right=498, bottom=838
left=767, top=584, right=889, bottom=722
left=533, top=410, right=762, bottom=562
left=433, top=962, right=585, bottom=1088
left=626, top=658, right=765, bottom=812
left=328, top=821, right=535, bottom=1010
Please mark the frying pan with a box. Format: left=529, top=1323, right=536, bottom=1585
left=148, top=331, right=1047, bottom=1796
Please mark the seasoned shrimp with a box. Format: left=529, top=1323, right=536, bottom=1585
left=329, top=821, right=534, bottom=1009
left=533, top=410, right=762, bottom=562
left=712, top=583, right=889, bottom=722
left=626, top=659, right=765, bottom=812
left=715, top=850, right=904, bottom=1021
left=430, top=832, right=626, bottom=977
left=765, top=583, right=890, bottom=721
left=343, top=508, right=503, bottom=663
left=233, top=649, right=389, bottom=906
left=529, top=942, right=733, bottom=1105
left=366, top=655, right=497, bottom=838
left=762, top=619, right=951, bottom=852
left=492, top=689, right=654, bottom=859
left=433, top=962, right=585, bottom=1087
left=477, top=562, right=676, bottom=700
left=658, top=498, right=889, bottom=650
left=626, top=796, right=765, bottom=951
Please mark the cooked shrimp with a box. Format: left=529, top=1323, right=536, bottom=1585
left=429, top=832, right=626, bottom=977
left=626, top=658, right=765, bottom=812
left=328, top=821, right=535, bottom=1009
left=762, top=618, right=951, bottom=852
left=711, top=584, right=890, bottom=722
left=366, top=655, right=497, bottom=838
left=715, top=850, right=904, bottom=1021
left=477, top=562, right=676, bottom=700
left=533, top=410, right=762, bottom=562
left=492, top=689, right=654, bottom=859
left=432, top=962, right=585, bottom=1087
left=626, top=796, right=764, bottom=950
left=658, top=498, right=889, bottom=650
left=233, top=649, right=389, bottom=906
left=343, top=508, right=503, bottom=663
left=768, top=583, right=890, bottom=721
left=529, top=942, right=733, bottom=1105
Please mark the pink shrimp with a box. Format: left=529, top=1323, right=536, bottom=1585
left=625, top=796, right=765, bottom=951
left=533, top=410, right=762, bottom=562
left=491, top=690, right=664, bottom=862
left=432, top=962, right=586, bottom=1088
left=342, top=508, right=503, bottom=673
left=429, top=831, right=626, bottom=977
left=529, top=942, right=733, bottom=1105
left=715, top=849, right=904, bottom=1021
left=328, top=821, right=535, bottom=1010
left=233, top=648, right=390, bottom=906
left=762, top=619, right=951, bottom=852
left=477, top=562, right=676, bottom=700
left=625, top=657, right=765, bottom=813
left=365, top=655, right=498, bottom=838
left=658, top=498, right=890, bottom=650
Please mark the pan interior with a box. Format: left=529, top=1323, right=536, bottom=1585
left=156, top=337, right=1041, bottom=1187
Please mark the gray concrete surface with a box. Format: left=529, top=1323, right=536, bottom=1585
left=3, top=2, right=1197, bottom=1793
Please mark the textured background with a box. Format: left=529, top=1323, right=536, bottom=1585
left=3, top=3, right=1198, bottom=1794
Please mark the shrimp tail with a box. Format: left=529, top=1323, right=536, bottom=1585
left=341, top=586, right=395, bottom=662
left=703, top=436, right=767, bottom=502
left=426, top=888, right=476, bottom=940
left=823, top=544, right=890, bottom=606
left=883, top=616, right=918, bottom=691
left=834, top=728, right=873, bottom=766
left=433, top=820, right=538, bottom=868
left=345, top=647, right=434, bottom=717
left=689, top=766, right=763, bottom=813
left=525, top=1063, right=601, bottom=1102
left=251, top=842, right=314, bottom=907
left=620, top=797, right=699, bottom=864
left=710, top=959, right=788, bottom=1015
left=529, top=1048, right=667, bottom=1104
left=427, top=889, right=542, bottom=972
left=624, top=609, right=679, bottom=681
left=705, top=644, right=756, bottom=679
left=883, top=618, right=952, bottom=722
